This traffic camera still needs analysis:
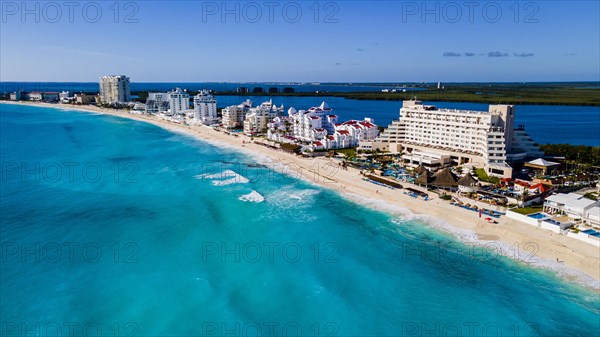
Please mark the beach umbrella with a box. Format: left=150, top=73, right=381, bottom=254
left=485, top=217, right=493, bottom=221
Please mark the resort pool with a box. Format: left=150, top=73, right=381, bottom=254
left=582, top=229, right=600, bottom=237
left=383, top=169, right=409, bottom=177
left=528, top=212, right=551, bottom=219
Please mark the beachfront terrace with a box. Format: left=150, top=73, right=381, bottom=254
left=544, top=193, right=600, bottom=226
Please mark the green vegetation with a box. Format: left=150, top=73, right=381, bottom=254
left=335, top=148, right=357, bottom=159
left=214, top=83, right=600, bottom=106
left=512, top=205, right=544, bottom=215
left=132, top=91, right=149, bottom=103
left=440, top=194, right=453, bottom=201
left=539, top=144, right=600, bottom=167
left=474, top=168, right=500, bottom=184
left=584, top=192, right=598, bottom=201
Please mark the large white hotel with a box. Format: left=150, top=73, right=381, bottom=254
left=360, top=100, right=543, bottom=178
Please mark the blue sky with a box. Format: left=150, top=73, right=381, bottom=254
left=1, top=0, right=599, bottom=82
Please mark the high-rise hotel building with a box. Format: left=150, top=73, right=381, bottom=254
left=167, top=87, right=190, bottom=115
left=99, top=75, right=131, bottom=104
left=192, top=90, right=218, bottom=125
left=360, top=100, right=543, bottom=177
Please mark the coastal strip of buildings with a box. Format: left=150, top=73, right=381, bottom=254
left=4, top=77, right=553, bottom=175
left=144, top=88, right=219, bottom=125
left=7, top=75, right=133, bottom=105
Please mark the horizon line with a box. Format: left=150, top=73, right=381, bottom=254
left=1, top=80, right=599, bottom=84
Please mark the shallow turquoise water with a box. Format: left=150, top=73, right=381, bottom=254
left=1, top=104, right=599, bottom=336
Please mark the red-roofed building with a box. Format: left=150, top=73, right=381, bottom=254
left=268, top=102, right=379, bottom=151
left=335, top=118, right=379, bottom=147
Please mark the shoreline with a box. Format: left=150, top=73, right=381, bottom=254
left=3, top=101, right=599, bottom=291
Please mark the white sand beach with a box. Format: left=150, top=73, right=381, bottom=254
left=4, top=101, right=599, bottom=289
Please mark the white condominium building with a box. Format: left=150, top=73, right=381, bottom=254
left=145, top=88, right=190, bottom=116
left=267, top=102, right=379, bottom=151
left=222, top=99, right=253, bottom=129
left=285, top=102, right=339, bottom=140
left=268, top=102, right=337, bottom=142
left=167, top=88, right=190, bottom=115
left=243, top=100, right=284, bottom=135
left=27, top=92, right=59, bottom=102
left=315, top=119, right=379, bottom=150
left=145, top=92, right=170, bottom=114
left=10, top=91, right=22, bottom=100
left=364, top=100, right=543, bottom=177
left=192, top=90, right=218, bottom=125
left=335, top=119, right=379, bottom=145
left=291, top=108, right=327, bottom=141
left=99, top=75, right=130, bottom=104
left=59, top=91, right=73, bottom=102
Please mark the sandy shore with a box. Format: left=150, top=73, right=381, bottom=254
left=3, top=101, right=599, bottom=290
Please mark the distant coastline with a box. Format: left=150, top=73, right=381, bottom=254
left=2, top=81, right=599, bottom=106
left=210, top=90, right=600, bottom=106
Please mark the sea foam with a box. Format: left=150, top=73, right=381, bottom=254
left=195, top=170, right=249, bottom=186
left=239, top=190, right=265, bottom=203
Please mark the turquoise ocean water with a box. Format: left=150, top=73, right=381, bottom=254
left=1, top=104, right=599, bottom=336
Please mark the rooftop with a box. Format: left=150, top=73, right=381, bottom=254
left=526, top=158, right=561, bottom=167
left=545, top=193, right=598, bottom=209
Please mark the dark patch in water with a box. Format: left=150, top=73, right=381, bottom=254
left=61, top=124, right=79, bottom=146
left=203, top=199, right=223, bottom=224
left=105, top=156, right=139, bottom=163
left=246, top=163, right=267, bottom=168
left=215, top=160, right=267, bottom=169
left=57, top=205, right=157, bottom=223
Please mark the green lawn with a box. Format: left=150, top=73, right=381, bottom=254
left=335, top=148, right=357, bottom=158
left=474, top=168, right=500, bottom=184
left=512, top=205, right=544, bottom=215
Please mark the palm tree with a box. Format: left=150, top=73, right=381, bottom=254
left=519, top=189, right=529, bottom=206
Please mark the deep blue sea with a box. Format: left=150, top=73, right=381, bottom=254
left=1, top=103, right=599, bottom=336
